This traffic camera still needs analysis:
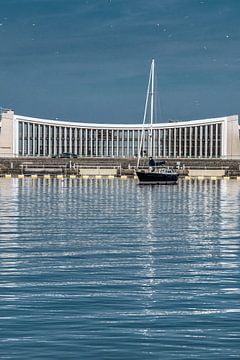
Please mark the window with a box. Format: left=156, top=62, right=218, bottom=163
left=18, top=122, right=23, bottom=156
left=35, top=124, right=38, bottom=156
left=24, top=123, right=28, bottom=156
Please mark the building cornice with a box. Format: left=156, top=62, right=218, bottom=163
left=14, top=114, right=238, bottom=129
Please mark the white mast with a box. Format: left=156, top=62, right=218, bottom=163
left=150, top=59, right=154, bottom=157
left=137, top=59, right=155, bottom=168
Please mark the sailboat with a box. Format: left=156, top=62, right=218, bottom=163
left=136, top=59, right=179, bottom=185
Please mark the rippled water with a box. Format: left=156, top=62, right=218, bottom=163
left=0, top=178, right=239, bottom=359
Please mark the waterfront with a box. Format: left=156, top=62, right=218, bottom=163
left=0, top=178, right=239, bottom=359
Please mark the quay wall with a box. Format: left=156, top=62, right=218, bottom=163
left=0, top=157, right=240, bottom=176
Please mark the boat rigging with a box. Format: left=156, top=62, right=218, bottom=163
left=135, top=59, right=179, bottom=185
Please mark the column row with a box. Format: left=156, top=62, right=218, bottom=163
left=18, top=122, right=222, bottom=158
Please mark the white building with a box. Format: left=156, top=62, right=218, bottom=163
left=0, top=109, right=240, bottom=159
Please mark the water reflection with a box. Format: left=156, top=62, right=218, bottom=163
left=0, top=177, right=239, bottom=359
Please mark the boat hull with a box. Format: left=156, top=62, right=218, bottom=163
left=136, top=171, right=179, bottom=185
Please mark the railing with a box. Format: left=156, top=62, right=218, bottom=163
left=0, top=107, right=12, bottom=116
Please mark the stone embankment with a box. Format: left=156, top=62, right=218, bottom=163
left=0, top=157, right=240, bottom=177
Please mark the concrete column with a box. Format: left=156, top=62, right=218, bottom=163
left=69, top=127, right=72, bottom=154
left=90, top=129, right=93, bottom=157
left=116, top=130, right=118, bottom=157
left=74, top=128, right=77, bottom=155
left=215, top=124, right=218, bottom=158
left=204, top=125, right=208, bottom=158
left=27, top=122, right=30, bottom=156
left=79, top=128, right=82, bottom=156
left=189, top=127, right=192, bottom=158
left=112, top=129, right=114, bottom=157
left=173, top=128, right=177, bottom=158
left=179, top=127, right=182, bottom=158
left=106, top=129, right=108, bottom=157
left=48, top=125, right=51, bottom=157
left=163, top=129, right=166, bottom=157
left=199, top=126, right=203, bottom=158
left=100, top=129, right=103, bottom=157
left=122, top=130, right=124, bottom=157
left=95, top=128, right=98, bottom=157
left=42, top=125, right=45, bottom=156
left=85, top=129, right=87, bottom=156
left=210, top=124, right=213, bottom=158
left=32, top=123, right=35, bottom=156
left=194, top=127, right=197, bottom=158
left=52, top=126, right=55, bottom=156
left=168, top=129, right=171, bottom=157
left=184, top=128, right=187, bottom=158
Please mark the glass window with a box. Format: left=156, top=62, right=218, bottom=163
left=181, top=128, right=185, bottom=157
left=34, top=124, right=38, bottom=156
left=18, top=122, right=23, bottom=156
left=77, top=129, right=81, bottom=156
left=45, top=126, right=49, bottom=156
left=61, top=127, right=65, bottom=154
left=87, top=129, right=91, bottom=156
left=50, top=126, right=54, bottom=156
left=207, top=125, right=211, bottom=157
left=175, top=128, right=179, bottom=157
left=217, top=124, right=222, bottom=158
left=134, top=130, right=138, bottom=157
left=118, top=130, right=122, bottom=157
left=113, top=130, right=118, bottom=156
left=29, top=123, right=33, bottom=156
left=103, top=130, right=107, bottom=156
left=40, top=125, right=44, bottom=156
left=97, top=130, right=101, bottom=157
left=82, top=129, right=86, bottom=156
left=24, top=123, right=28, bottom=156
left=165, top=129, right=169, bottom=157
left=56, top=127, right=60, bottom=155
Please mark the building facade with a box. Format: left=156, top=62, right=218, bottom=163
left=0, top=109, right=240, bottom=159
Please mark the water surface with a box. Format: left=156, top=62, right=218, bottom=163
left=0, top=178, right=239, bottom=359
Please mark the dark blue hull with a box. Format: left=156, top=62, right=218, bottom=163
left=136, top=171, right=179, bottom=185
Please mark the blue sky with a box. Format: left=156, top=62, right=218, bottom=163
left=0, top=0, right=240, bottom=123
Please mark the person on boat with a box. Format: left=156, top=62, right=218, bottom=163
left=149, top=157, right=156, bottom=171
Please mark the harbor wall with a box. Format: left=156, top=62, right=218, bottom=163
left=0, top=157, right=240, bottom=176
